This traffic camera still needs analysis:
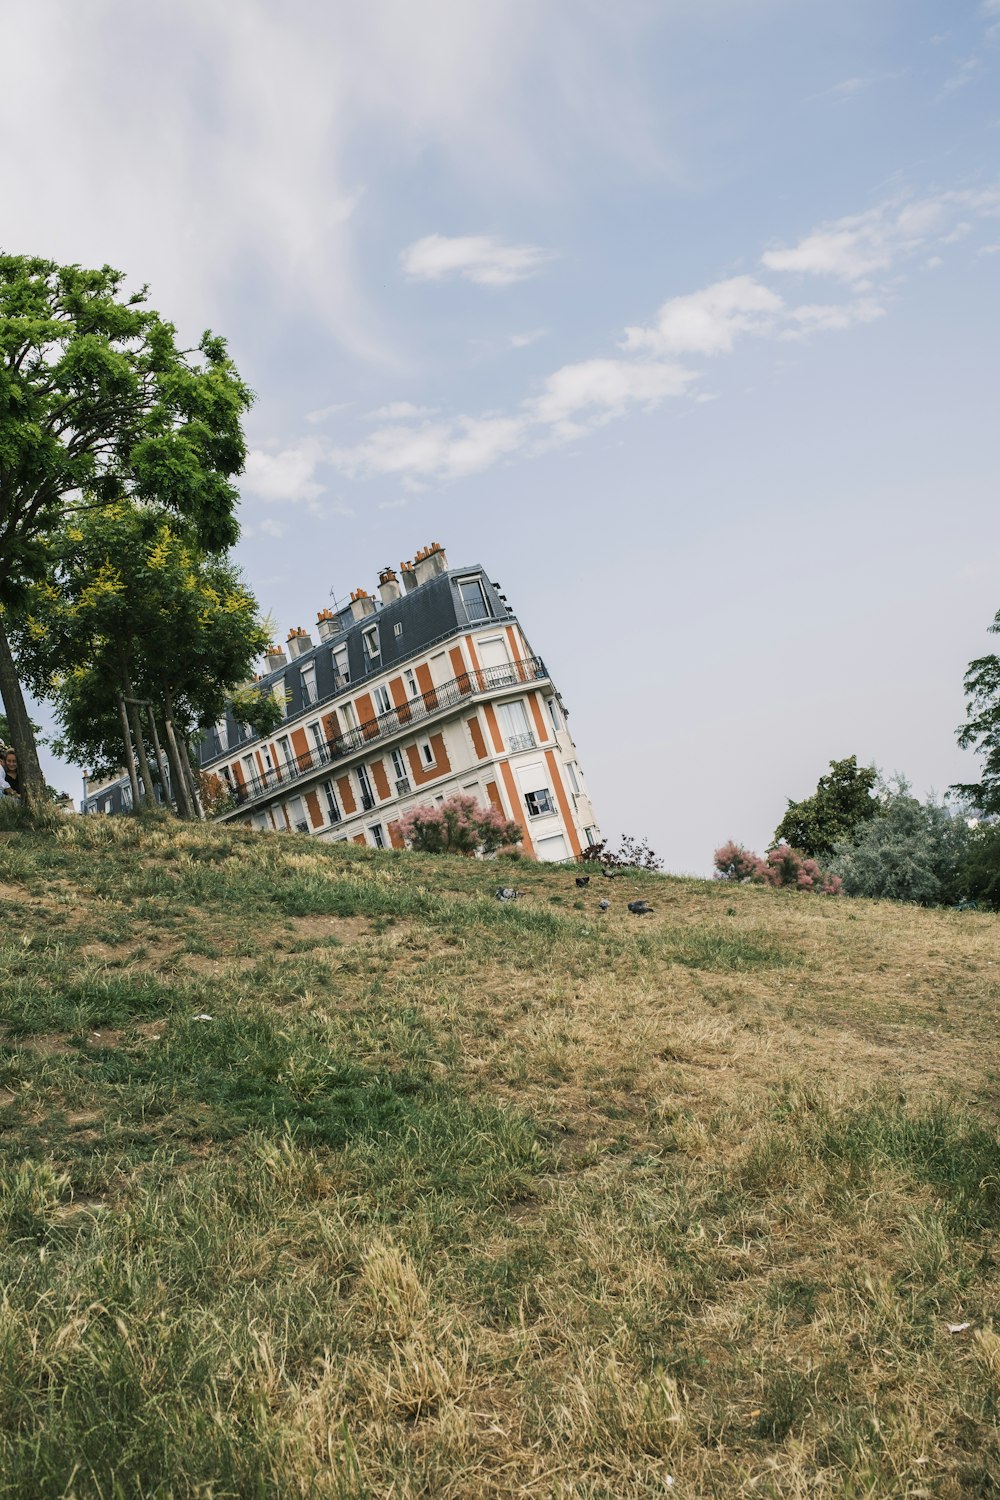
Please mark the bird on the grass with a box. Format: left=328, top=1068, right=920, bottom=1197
left=627, top=899, right=653, bottom=916
left=598, top=898, right=611, bottom=911
left=575, top=875, right=590, bottom=888
left=495, top=887, right=520, bottom=901
left=600, top=867, right=617, bottom=880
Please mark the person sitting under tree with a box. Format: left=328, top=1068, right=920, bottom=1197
left=2, top=748, right=20, bottom=798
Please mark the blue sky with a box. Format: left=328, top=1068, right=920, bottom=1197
left=4, top=0, right=999, bottom=870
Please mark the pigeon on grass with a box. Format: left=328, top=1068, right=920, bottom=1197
left=598, top=898, right=611, bottom=911
left=575, top=876, right=590, bottom=888
left=627, top=900, right=653, bottom=916
left=601, top=868, right=617, bottom=880
left=495, top=887, right=520, bottom=902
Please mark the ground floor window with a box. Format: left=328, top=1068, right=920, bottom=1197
left=369, top=823, right=386, bottom=849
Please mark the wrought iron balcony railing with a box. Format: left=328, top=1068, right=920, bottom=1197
left=224, top=654, right=548, bottom=813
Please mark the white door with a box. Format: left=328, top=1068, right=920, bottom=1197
left=535, top=833, right=569, bottom=863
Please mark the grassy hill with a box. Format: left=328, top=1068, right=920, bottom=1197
left=0, top=806, right=998, bottom=1499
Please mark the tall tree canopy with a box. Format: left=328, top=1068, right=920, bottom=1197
left=11, top=504, right=273, bottom=813
left=953, top=606, right=1000, bottom=815
left=772, top=754, right=880, bottom=858
left=0, top=254, right=253, bottom=804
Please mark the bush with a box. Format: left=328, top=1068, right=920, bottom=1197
left=580, top=835, right=664, bottom=870
left=713, top=840, right=842, bottom=895
left=397, top=794, right=522, bottom=856
left=829, top=789, right=970, bottom=905
left=959, top=821, right=1000, bottom=909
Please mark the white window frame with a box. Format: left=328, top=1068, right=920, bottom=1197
left=419, top=739, right=435, bottom=767
left=356, top=764, right=376, bottom=810
left=497, top=699, right=535, bottom=753
left=373, top=684, right=392, bottom=714
left=369, top=823, right=386, bottom=849
left=332, top=643, right=350, bottom=684
left=301, top=662, right=318, bottom=705
left=458, top=575, right=490, bottom=622
left=565, top=762, right=580, bottom=795
left=546, top=696, right=561, bottom=733
left=323, top=780, right=341, bottom=824
left=404, top=668, right=419, bottom=700
left=308, top=721, right=325, bottom=757
left=362, top=625, right=380, bottom=662
left=524, top=787, right=556, bottom=818
left=390, top=748, right=407, bottom=782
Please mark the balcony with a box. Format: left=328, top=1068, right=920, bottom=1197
left=225, top=654, right=548, bottom=814
left=507, top=731, right=536, bottom=753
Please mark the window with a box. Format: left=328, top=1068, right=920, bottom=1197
left=362, top=626, right=380, bottom=662
left=276, top=735, right=293, bottom=771
left=419, top=739, right=435, bottom=767
left=332, top=643, right=350, bottom=684
left=373, top=684, right=392, bottom=715
left=546, top=696, right=561, bottom=733
left=584, top=825, right=599, bottom=846
left=215, top=717, right=229, bottom=752
left=458, top=576, right=490, bottom=622
left=356, top=764, right=376, bottom=811
left=390, top=749, right=406, bottom=781
left=308, top=721, right=325, bottom=757
left=323, top=780, right=341, bottom=823
left=288, top=796, right=308, bottom=834
left=404, top=668, right=418, bottom=700
left=242, top=754, right=256, bottom=786
left=524, top=787, right=555, bottom=818
left=565, top=762, right=580, bottom=795
left=121, top=784, right=133, bottom=812
left=342, top=702, right=357, bottom=731
left=272, top=679, right=286, bottom=712
left=497, top=700, right=535, bottom=753
left=252, top=812, right=268, bottom=831
left=301, top=662, right=317, bottom=705
left=369, top=823, right=386, bottom=849
left=220, top=765, right=233, bottom=788
left=393, top=622, right=403, bottom=638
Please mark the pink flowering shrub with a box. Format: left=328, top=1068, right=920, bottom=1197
left=713, top=841, right=766, bottom=883
left=713, top=839, right=841, bottom=894
left=397, top=793, right=522, bottom=856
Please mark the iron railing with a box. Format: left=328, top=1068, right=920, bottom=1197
left=224, top=654, right=548, bottom=813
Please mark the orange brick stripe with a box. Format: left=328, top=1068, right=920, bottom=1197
left=499, top=760, right=533, bottom=856
left=544, top=749, right=582, bottom=858
left=305, top=789, right=323, bottom=829
left=482, top=702, right=504, bottom=754
left=468, top=716, right=488, bottom=760
left=337, top=775, right=357, bottom=815
left=372, top=760, right=391, bottom=800
left=527, top=692, right=548, bottom=744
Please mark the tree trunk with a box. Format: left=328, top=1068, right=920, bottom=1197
left=162, top=697, right=193, bottom=819
left=0, top=617, right=47, bottom=809
left=116, top=691, right=142, bottom=811
left=120, top=655, right=155, bottom=808
left=185, top=741, right=207, bottom=821
left=146, top=709, right=172, bottom=806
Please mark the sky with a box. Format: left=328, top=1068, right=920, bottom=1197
left=2, top=0, right=999, bottom=872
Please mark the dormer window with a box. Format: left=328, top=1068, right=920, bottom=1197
left=458, top=576, right=490, bottom=622
left=301, top=662, right=317, bottom=705
left=362, top=625, right=380, bottom=661
left=332, top=643, right=350, bottom=684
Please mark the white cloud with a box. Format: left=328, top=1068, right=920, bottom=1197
left=937, top=57, right=985, bottom=100
left=622, top=276, right=783, bottom=356
left=330, top=415, right=529, bottom=483
left=364, top=402, right=438, bottom=420
left=243, top=439, right=326, bottom=503
left=304, top=402, right=353, bottom=425
left=531, top=358, right=694, bottom=428
left=762, top=185, right=1000, bottom=282
left=508, top=329, right=548, bottom=349
left=400, top=233, right=554, bottom=287
left=784, top=298, right=886, bottom=336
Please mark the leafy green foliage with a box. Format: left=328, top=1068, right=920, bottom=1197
left=954, top=606, right=1000, bottom=815
left=958, top=821, right=1000, bottom=911
left=829, top=787, right=970, bottom=905
left=773, top=755, right=880, bottom=858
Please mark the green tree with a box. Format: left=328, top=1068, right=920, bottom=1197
left=772, top=755, right=880, bottom=858
left=11, top=505, right=271, bottom=817
left=829, top=785, right=970, bottom=906
left=953, top=606, right=1000, bottom=815
left=0, top=255, right=252, bottom=806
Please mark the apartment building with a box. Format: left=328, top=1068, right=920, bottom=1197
left=82, top=543, right=600, bottom=861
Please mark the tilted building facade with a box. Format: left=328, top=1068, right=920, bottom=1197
left=82, top=543, right=600, bottom=861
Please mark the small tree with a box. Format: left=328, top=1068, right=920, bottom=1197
left=713, top=840, right=765, bottom=882
left=397, top=794, right=522, bottom=856
left=954, top=607, right=1000, bottom=815
left=773, top=755, right=880, bottom=858
left=714, top=840, right=842, bottom=894
left=829, top=786, right=970, bottom=905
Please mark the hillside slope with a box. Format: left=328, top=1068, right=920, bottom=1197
left=1, top=809, right=998, bottom=1498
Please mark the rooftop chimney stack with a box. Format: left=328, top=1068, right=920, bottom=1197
left=264, top=644, right=288, bottom=673
left=315, top=608, right=341, bottom=642
left=400, top=560, right=418, bottom=593
left=286, top=627, right=314, bottom=659
left=378, top=566, right=401, bottom=605
left=413, top=542, right=447, bottom=587
left=349, top=587, right=376, bottom=623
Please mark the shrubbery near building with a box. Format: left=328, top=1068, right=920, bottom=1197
left=397, top=794, right=522, bottom=856
left=713, top=840, right=843, bottom=894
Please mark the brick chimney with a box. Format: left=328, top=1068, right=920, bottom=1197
left=378, top=566, right=401, bottom=605
left=413, top=542, right=447, bottom=587
left=263, top=643, right=287, bottom=673
left=316, top=608, right=341, bottom=642
left=349, top=587, right=376, bottom=622
left=286, top=627, right=314, bottom=659
left=400, top=559, right=418, bottom=593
